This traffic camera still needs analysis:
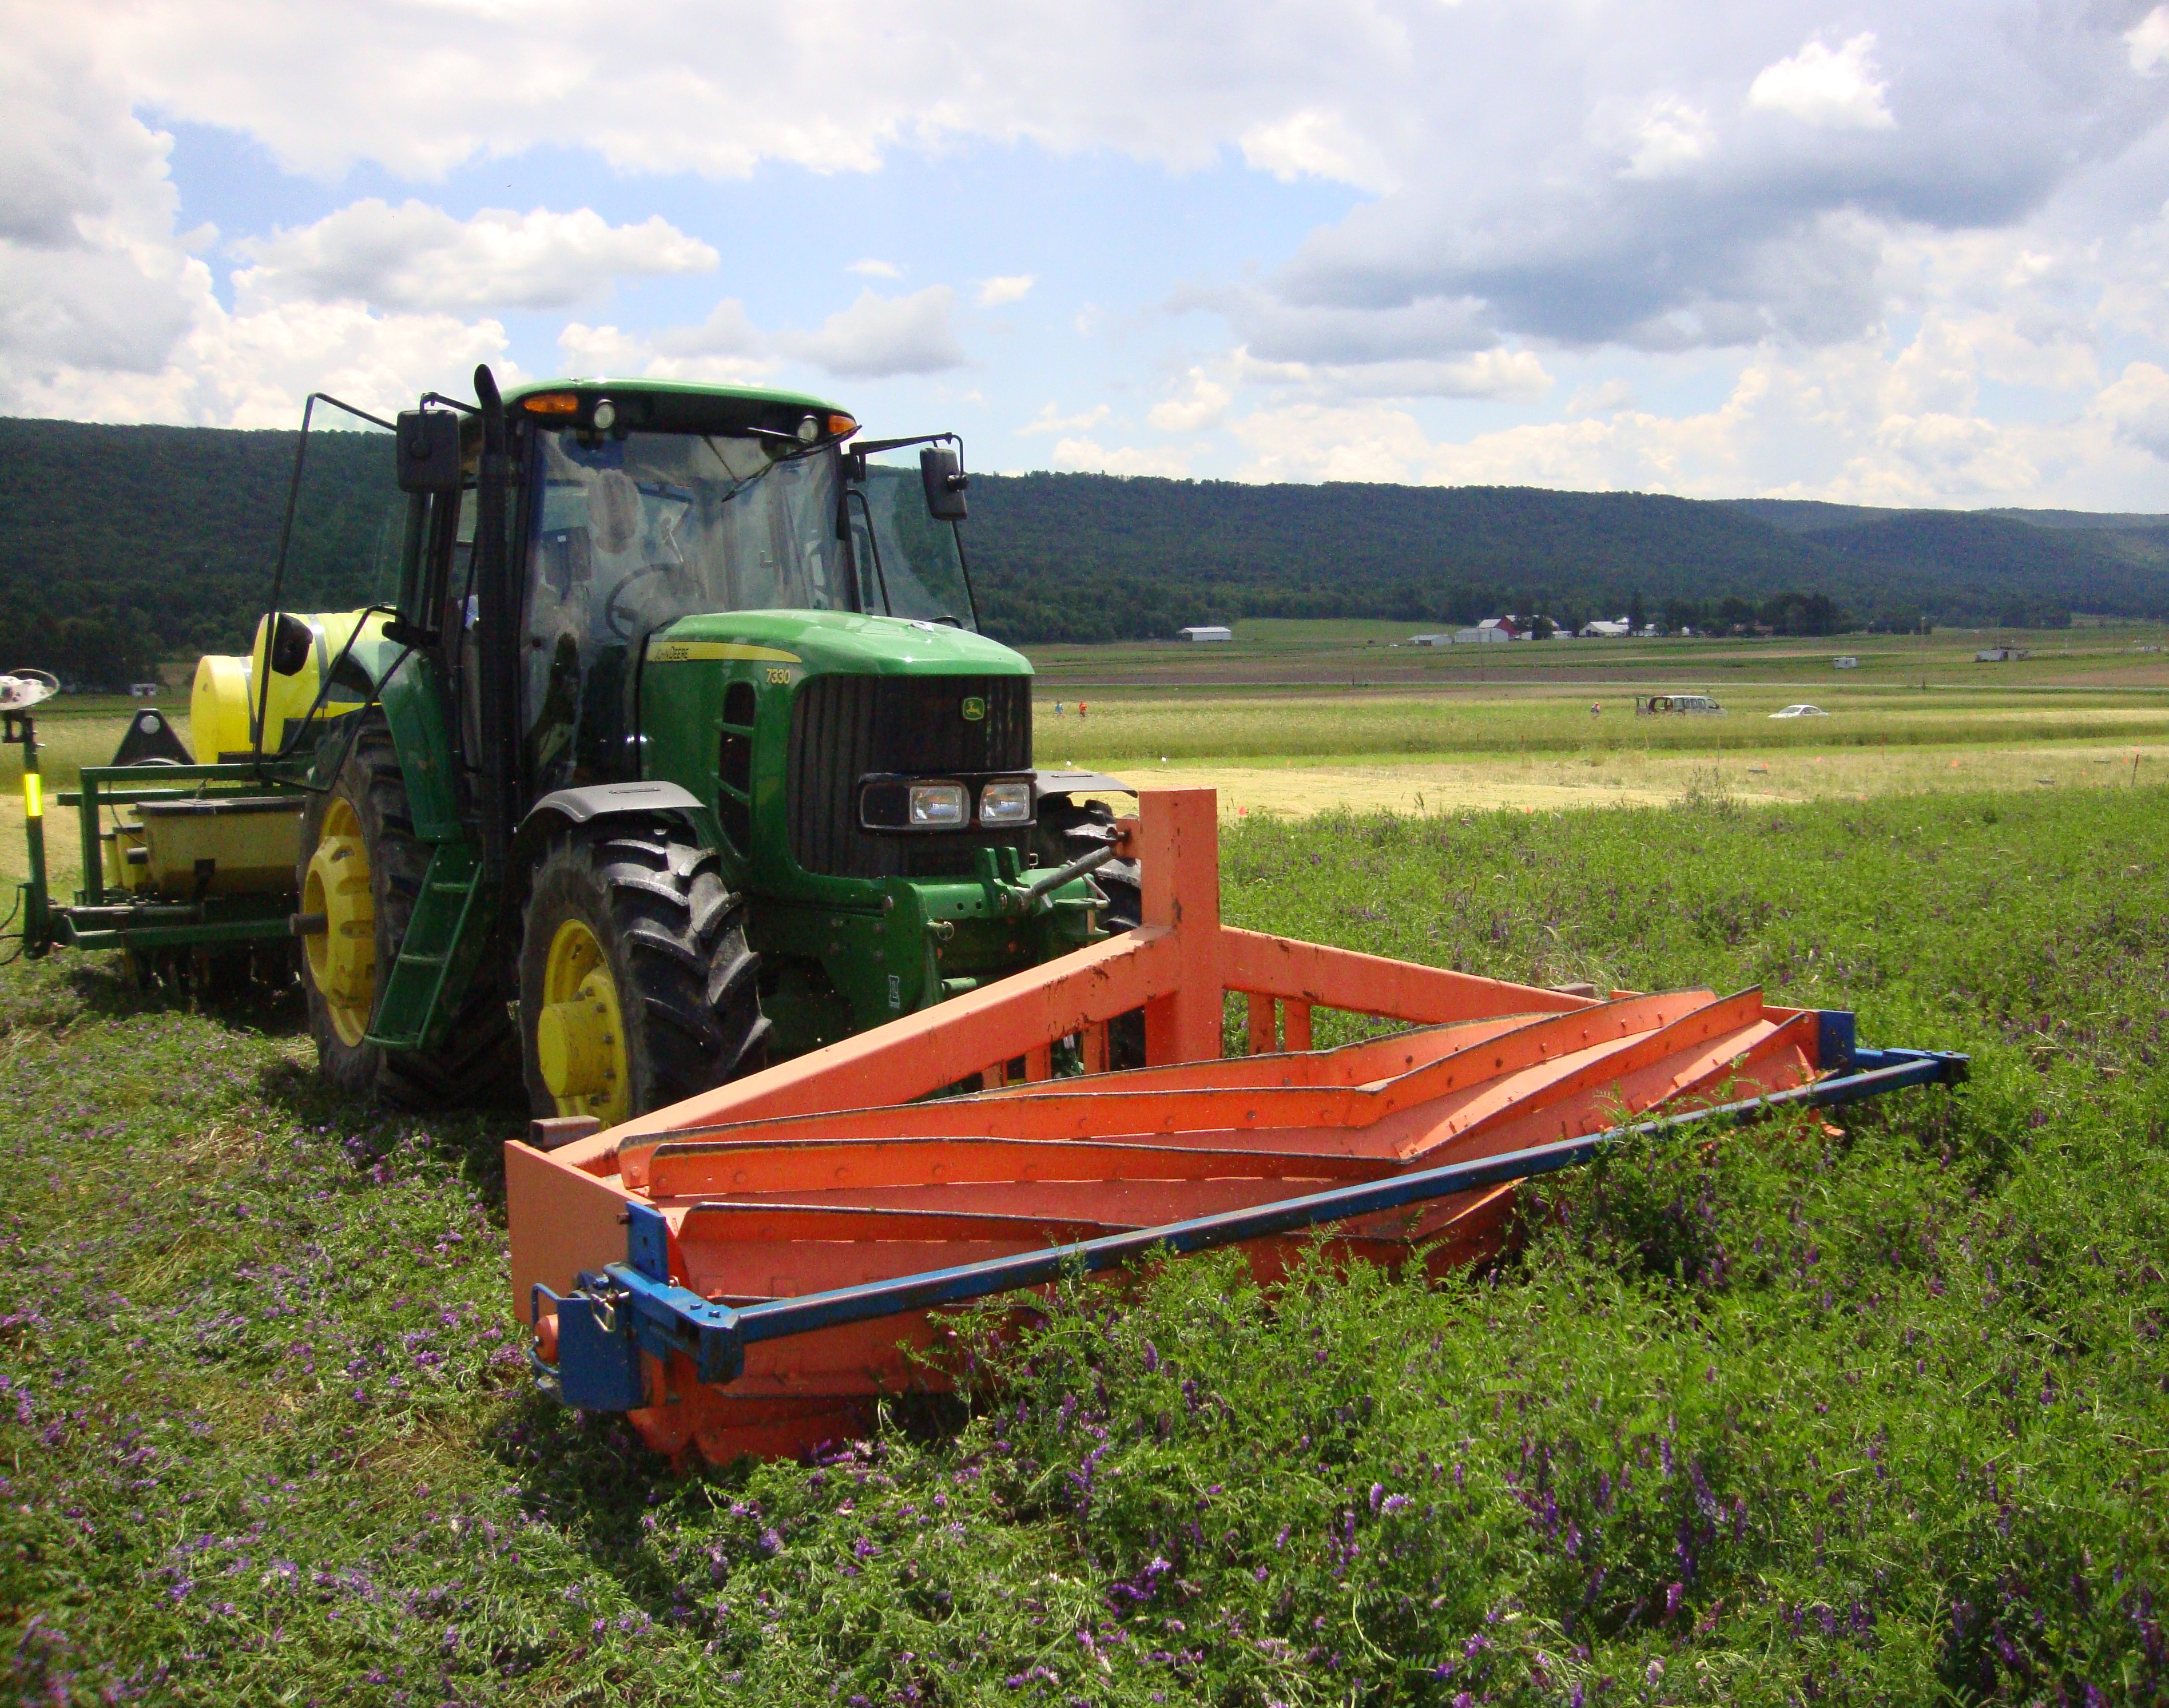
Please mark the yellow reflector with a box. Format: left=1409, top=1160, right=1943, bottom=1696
left=523, top=392, right=581, bottom=415
left=827, top=413, right=859, bottom=439
left=23, top=773, right=40, bottom=819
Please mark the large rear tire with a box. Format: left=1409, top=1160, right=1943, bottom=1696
left=518, top=822, right=770, bottom=1124
left=297, top=715, right=518, bottom=1107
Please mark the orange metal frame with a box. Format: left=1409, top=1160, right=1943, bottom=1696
left=506, top=789, right=1829, bottom=1463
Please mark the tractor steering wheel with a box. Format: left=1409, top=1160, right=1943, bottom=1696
left=602, top=563, right=678, bottom=640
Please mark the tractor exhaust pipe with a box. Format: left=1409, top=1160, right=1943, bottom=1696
left=472, top=364, right=515, bottom=882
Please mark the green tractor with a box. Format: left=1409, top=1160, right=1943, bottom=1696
left=271, top=366, right=1135, bottom=1121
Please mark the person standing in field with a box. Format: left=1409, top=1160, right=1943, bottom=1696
left=1079, top=701, right=1087, bottom=720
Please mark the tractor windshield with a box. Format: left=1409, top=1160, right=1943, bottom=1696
left=521, top=426, right=852, bottom=786
left=526, top=427, right=851, bottom=648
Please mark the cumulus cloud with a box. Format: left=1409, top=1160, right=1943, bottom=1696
left=781, top=285, right=967, bottom=378
left=1239, top=109, right=1395, bottom=192
left=1618, top=97, right=1716, bottom=180
left=1050, top=436, right=1195, bottom=477
left=558, top=298, right=776, bottom=384
left=235, top=202, right=716, bottom=311
left=2128, top=7, right=2169, bottom=74
left=10, top=0, right=2169, bottom=508
left=1224, top=318, right=2167, bottom=507
left=0, top=15, right=513, bottom=423
left=1747, top=34, right=1896, bottom=130
left=977, top=274, right=1035, bottom=307
left=2099, top=362, right=2169, bottom=459
left=1147, top=369, right=1232, bottom=432
left=1020, top=402, right=1109, bottom=435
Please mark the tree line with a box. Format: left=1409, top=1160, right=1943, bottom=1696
left=1, top=419, right=2158, bottom=681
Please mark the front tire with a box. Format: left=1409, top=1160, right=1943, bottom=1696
left=297, top=715, right=518, bottom=1107
left=519, top=823, right=769, bottom=1124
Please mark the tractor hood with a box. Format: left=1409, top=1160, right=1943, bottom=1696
left=646, top=610, right=1032, bottom=678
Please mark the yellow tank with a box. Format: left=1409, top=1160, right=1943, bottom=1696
left=189, top=609, right=389, bottom=762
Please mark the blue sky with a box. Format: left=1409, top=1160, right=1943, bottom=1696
left=7, top=0, right=2169, bottom=508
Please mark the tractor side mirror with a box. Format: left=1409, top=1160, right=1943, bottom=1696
left=269, top=612, right=313, bottom=677
left=395, top=408, right=462, bottom=494
left=920, top=446, right=968, bottom=522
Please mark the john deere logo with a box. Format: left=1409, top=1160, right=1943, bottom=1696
left=960, top=696, right=986, bottom=722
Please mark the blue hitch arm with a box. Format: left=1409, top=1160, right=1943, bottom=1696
left=539, top=1040, right=1967, bottom=1412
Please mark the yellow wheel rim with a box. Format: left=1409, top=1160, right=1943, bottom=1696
left=535, top=917, right=630, bottom=1125
left=303, top=796, right=375, bottom=1048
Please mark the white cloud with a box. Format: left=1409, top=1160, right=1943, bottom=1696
left=1147, top=368, right=1232, bottom=432
left=233, top=201, right=717, bottom=311
left=2099, top=361, right=2169, bottom=459
left=1229, top=344, right=1550, bottom=402
left=7, top=0, right=2169, bottom=512
left=1564, top=378, right=1635, bottom=415
left=2129, top=7, right=2169, bottom=74
left=12, top=293, right=518, bottom=428
left=782, top=285, right=967, bottom=378
left=1747, top=34, right=1896, bottom=131
left=1239, top=109, right=1395, bottom=193
left=1049, top=436, right=1195, bottom=477
left=557, top=300, right=777, bottom=385
left=1020, top=402, right=1109, bottom=435
left=1608, top=96, right=1715, bottom=180
left=0, top=15, right=516, bottom=424
left=1225, top=320, right=2168, bottom=507
left=977, top=274, right=1036, bottom=307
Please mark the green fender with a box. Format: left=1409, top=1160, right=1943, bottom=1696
left=351, top=635, right=464, bottom=844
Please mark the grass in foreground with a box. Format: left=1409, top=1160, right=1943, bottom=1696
left=1, top=786, right=2166, bottom=1703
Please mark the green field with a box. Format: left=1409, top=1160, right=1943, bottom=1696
left=2, top=629, right=2167, bottom=1701
left=3, top=775, right=2166, bottom=1702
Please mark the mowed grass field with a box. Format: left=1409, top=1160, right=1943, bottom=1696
left=0, top=634, right=2166, bottom=1702
left=1028, top=623, right=2169, bottom=817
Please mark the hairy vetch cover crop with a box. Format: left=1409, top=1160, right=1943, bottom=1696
left=1, top=785, right=2164, bottom=1704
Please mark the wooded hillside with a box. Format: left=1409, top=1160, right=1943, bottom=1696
left=2, top=416, right=2162, bottom=678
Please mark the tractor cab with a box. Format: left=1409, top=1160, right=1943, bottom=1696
left=498, top=383, right=977, bottom=797
left=249, top=370, right=1134, bottom=1121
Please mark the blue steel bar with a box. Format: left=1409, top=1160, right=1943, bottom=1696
left=541, top=1048, right=1966, bottom=1401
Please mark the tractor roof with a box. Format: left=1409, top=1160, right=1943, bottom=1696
left=507, top=378, right=845, bottom=416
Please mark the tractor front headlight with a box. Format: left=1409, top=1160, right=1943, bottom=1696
left=978, top=780, right=1032, bottom=825
left=908, top=782, right=968, bottom=827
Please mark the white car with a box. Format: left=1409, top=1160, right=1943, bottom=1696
left=1769, top=704, right=1830, bottom=718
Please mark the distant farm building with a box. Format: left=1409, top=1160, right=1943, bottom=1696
left=1410, top=634, right=1451, bottom=646
left=1580, top=619, right=1632, bottom=638
left=1455, top=616, right=1521, bottom=644
left=1975, top=646, right=2029, bottom=662
left=1833, top=656, right=1860, bottom=669
left=1178, top=625, right=1233, bottom=643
